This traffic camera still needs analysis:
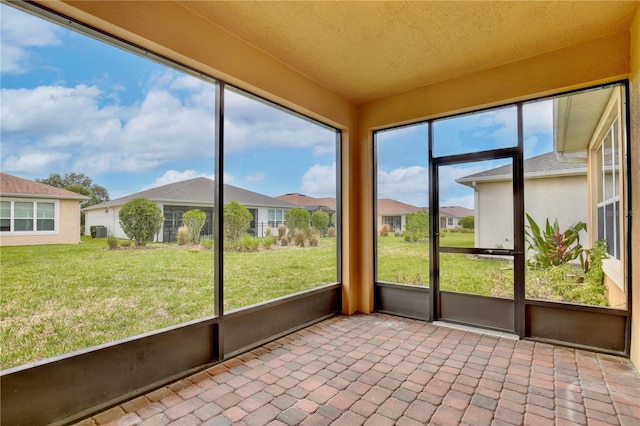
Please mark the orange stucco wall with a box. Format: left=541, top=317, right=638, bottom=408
left=0, top=199, right=82, bottom=246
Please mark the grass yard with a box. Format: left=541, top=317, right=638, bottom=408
left=1, top=230, right=606, bottom=369
left=376, top=231, right=512, bottom=295
left=0, top=237, right=337, bottom=369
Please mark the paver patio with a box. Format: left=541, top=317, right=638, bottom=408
left=75, top=313, right=640, bottom=425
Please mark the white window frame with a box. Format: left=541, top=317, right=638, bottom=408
left=588, top=87, right=626, bottom=292
left=268, top=209, right=286, bottom=229
left=0, top=198, right=60, bottom=235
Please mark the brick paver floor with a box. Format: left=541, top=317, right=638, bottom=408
left=75, top=313, right=640, bottom=425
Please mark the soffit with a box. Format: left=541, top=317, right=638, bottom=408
left=554, top=87, right=615, bottom=153
left=178, top=1, right=639, bottom=105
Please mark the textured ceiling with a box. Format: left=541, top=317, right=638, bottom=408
left=179, top=1, right=639, bottom=105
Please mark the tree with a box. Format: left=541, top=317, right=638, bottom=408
left=404, top=209, right=429, bottom=242
left=460, top=215, right=474, bottom=230
left=224, top=201, right=253, bottom=242
left=182, top=209, right=207, bottom=245
left=37, top=172, right=110, bottom=208
left=285, top=207, right=310, bottom=234
left=118, top=198, right=163, bottom=246
left=311, top=210, right=330, bottom=235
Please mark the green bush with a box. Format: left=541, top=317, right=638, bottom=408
left=182, top=209, right=207, bottom=244
left=285, top=208, right=310, bottom=234
left=200, top=236, right=213, bottom=250
left=262, top=235, right=277, bottom=249
left=224, top=201, right=253, bottom=243
left=525, top=213, right=586, bottom=268
left=235, top=235, right=260, bottom=252
left=177, top=226, right=189, bottom=245
left=120, top=240, right=132, bottom=247
left=311, top=210, right=330, bottom=235
left=460, top=215, right=474, bottom=230
left=404, top=209, right=429, bottom=242
left=118, top=198, right=163, bottom=246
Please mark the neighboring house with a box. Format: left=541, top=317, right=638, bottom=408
left=439, top=206, right=474, bottom=230
left=456, top=86, right=627, bottom=308
left=377, top=198, right=423, bottom=232
left=0, top=173, right=88, bottom=246
left=457, top=152, right=588, bottom=250
left=83, top=177, right=295, bottom=242
left=275, top=193, right=337, bottom=226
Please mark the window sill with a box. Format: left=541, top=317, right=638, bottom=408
left=602, top=257, right=624, bottom=291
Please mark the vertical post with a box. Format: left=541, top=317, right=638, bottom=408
left=428, top=122, right=438, bottom=323
left=214, top=82, right=225, bottom=359
left=514, top=103, right=526, bottom=339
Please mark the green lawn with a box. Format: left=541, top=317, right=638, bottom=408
left=1, top=230, right=605, bottom=369
left=376, top=231, right=513, bottom=294
left=0, top=237, right=337, bottom=369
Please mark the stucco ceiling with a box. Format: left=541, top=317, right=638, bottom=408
left=178, top=1, right=639, bottom=105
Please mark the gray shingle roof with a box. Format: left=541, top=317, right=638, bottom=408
left=457, top=152, right=586, bottom=184
left=0, top=173, right=89, bottom=200
left=83, top=178, right=295, bottom=210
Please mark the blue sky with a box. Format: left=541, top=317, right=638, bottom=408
left=1, top=4, right=552, bottom=207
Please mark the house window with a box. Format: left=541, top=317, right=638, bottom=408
left=268, top=209, right=285, bottom=228
left=37, top=203, right=55, bottom=231
left=1, top=201, right=11, bottom=231
left=596, top=120, right=621, bottom=259
left=0, top=200, right=57, bottom=233
left=447, top=217, right=454, bottom=226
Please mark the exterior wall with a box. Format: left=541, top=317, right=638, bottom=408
left=629, top=5, right=640, bottom=370
left=84, top=206, right=125, bottom=240
left=474, top=175, right=587, bottom=251
left=475, top=181, right=514, bottom=249
left=605, top=275, right=627, bottom=310
left=440, top=216, right=463, bottom=230
left=0, top=199, right=82, bottom=246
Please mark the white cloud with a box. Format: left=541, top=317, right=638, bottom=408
left=0, top=4, right=63, bottom=73
left=245, top=172, right=265, bottom=183
left=523, top=100, right=553, bottom=134
left=142, top=169, right=214, bottom=190
left=302, top=162, right=336, bottom=197
left=2, top=151, right=71, bottom=174
left=377, top=166, right=428, bottom=207
left=224, top=90, right=334, bottom=156
left=440, top=194, right=475, bottom=210
left=1, top=77, right=217, bottom=175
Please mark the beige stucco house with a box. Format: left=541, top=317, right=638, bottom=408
left=0, top=173, right=88, bottom=246
left=457, top=152, right=588, bottom=250
left=439, top=205, right=474, bottom=230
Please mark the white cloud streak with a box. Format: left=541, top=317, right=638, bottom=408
left=0, top=5, right=63, bottom=73
left=302, top=162, right=336, bottom=197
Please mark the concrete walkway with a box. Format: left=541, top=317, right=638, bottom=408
left=75, top=313, right=640, bottom=426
